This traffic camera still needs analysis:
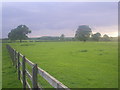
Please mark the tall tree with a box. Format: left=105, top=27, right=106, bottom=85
left=8, top=25, right=31, bottom=42
left=91, top=32, right=101, bottom=41
left=75, top=25, right=92, bottom=42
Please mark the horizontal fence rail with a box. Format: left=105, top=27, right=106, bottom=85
left=6, top=45, right=70, bottom=90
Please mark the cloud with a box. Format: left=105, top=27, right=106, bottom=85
left=2, top=2, right=118, bottom=38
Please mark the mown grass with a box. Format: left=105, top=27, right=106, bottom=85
left=118, top=42, right=120, bottom=89
left=9, top=41, right=118, bottom=88
left=0, top=43, right=2, bottom=89
left=2, top=44, right=22, bottom=88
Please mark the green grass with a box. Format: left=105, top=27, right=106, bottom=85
left=2, top=44, right=22, bottom=88
left=0, top=43, right=2, bottom=89
left=9, top=41, right=118, bottom=88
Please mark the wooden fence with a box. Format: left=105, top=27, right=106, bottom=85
left=6, top=45, right=70, bottom=90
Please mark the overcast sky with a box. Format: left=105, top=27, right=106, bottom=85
left=2, top=2, right=118, bottom=38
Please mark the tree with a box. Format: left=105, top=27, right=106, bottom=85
left=60, top=34, right=65, bottom=40
left=8, top=25, right=31, bottom=42
left=91, top=32, right=101, bottom=41
left=75, top=25, right=92, bottom=42
left=102, top=34, right=110, bottom=41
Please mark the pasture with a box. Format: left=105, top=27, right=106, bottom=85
left=2, top=44, right=22, bottom=88
left=9, top=41, right=118, bottom=88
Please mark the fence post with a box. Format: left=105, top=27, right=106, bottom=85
left=22, top=56, right=26, bottom=89
left=14, top=50, right=17, bottom=68
left=32, top=64, right=38, bottom=89
left=8, top=46, right=14, bottom=66
left=17, top=52, right=20, bottom=80
left=12, top=49, right=14, bottom=66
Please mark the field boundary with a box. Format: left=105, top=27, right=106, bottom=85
left=6, top=45, right=70, bottom=90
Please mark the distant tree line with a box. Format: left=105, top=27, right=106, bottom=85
left=74, top=25, right=111, bottom=42
left=7, top=25, right=117, bottom=42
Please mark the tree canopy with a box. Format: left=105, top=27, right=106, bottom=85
left=8, top=25, right=31, bottom=42
left=91, top=32, right=101, bottom=41
left=102, top=34, right=110, bottom=41
left=75, top=25, right=92, bottom=41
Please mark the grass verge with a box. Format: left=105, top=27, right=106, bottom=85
left=2, top=43, right=22, bottom=88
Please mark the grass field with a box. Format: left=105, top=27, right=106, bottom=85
left=8, top=41, right=118, bottom=88
left=2, top=44, right=22, bottom=88
left=0, top=43, right=2, bottom=89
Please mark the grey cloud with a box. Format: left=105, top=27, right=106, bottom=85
left=2, top=2, right=117, bottom=38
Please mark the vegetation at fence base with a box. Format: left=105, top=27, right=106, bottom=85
left=9, top=41, right=118, bottom=88
left=119, top=42, right=120, bottom=90
left=2, top=44, right=22, bottom=88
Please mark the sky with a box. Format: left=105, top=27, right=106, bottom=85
left=2, top=2, right=118, bottom=38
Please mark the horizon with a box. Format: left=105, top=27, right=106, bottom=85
left=1, top=34, right=119, bottom=39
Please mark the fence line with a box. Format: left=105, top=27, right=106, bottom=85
left=6, top=45, right=70, bottom=90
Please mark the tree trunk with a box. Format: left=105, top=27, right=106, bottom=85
left=20, top=39, right=22, bottom=43
left=83, top=40, right=86, bottom=42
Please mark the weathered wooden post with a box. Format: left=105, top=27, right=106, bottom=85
left=10, top=46, right=13, bottom=63
left=12, top=48, right=14, bottom=65
left=22, top=56, right=26, bottom=89
left=32, top=64, right=38, bottom=89
left=17, top=52, right=20, bottom=80
left=14, top=50, right=17, bottom=68
left=10, top=47, right=12, bottom=59
left=12, top=49, right=14, bottom=66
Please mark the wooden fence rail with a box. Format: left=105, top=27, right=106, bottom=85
left=6, top=45, right=70, bottom=90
